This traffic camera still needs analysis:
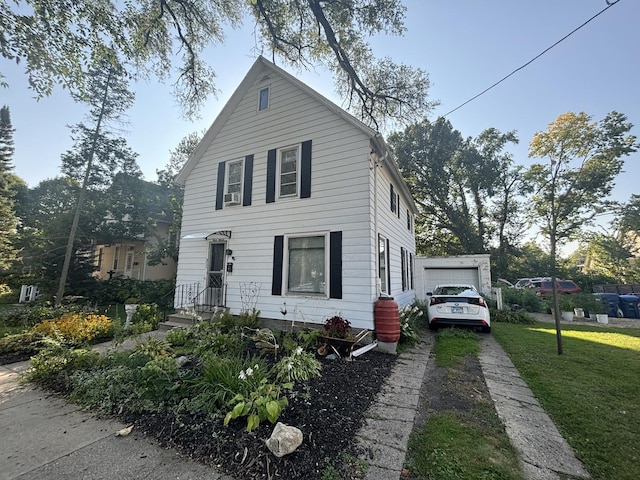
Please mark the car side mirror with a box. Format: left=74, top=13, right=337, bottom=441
left=426, top=292, right=433, bottom=296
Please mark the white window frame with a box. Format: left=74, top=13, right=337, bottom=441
left=258, top=86, right=270, bottom=111
left=225, top=158, right=244, bottom=201
left=277, top=144, right=301, bottom=198
left=378, top=234, right=388, bottom=295
left=284, top=232, right=329, bottom=297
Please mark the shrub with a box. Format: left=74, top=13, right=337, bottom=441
left=0, top=331, right=45, bottom=356
left=133, top=338, right=173, bottom=359
left=501, top=288, right=546, bottom=312
left=186, top=355, right=269, bottom=414
left=489, top=308, right=535, bottom=324
left=1, top=302, right=71, bottom=329
left=165, top=327, right=191, bottom=347
left=26, top=340, right=100, bottom=393
left=31, top=312, right=114, bottom=345
left=272, top=346, right=322, bottom=383
left=399, top=303, right=424, bottom=347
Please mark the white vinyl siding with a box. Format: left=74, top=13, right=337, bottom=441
left=177, top=61, right=416, bottom=328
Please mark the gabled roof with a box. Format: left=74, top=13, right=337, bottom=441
left=174, top=56, right=417, bottom=213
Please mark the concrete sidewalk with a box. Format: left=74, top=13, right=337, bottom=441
left=1, top=328, right=591, bottom=480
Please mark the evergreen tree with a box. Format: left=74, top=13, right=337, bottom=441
left=0, top=105, right=20, bottom=270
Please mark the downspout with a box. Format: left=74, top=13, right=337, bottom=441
left=371, top=149, right=382, bottom=298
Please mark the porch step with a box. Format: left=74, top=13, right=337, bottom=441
left=158, top=309, right=230, bottom=331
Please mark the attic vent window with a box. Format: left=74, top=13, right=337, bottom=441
left=258, top=86, right=270, bottom=111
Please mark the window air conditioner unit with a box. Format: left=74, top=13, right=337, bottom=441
left=224, top=192, right=241, bottom=205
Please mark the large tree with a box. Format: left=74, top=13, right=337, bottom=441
left=55, top=55, right=138, bottom=304
left=0, top=105, right=20, bottom=270
left=388, top=117, right=521, bottom=258
left=526, top=110, right=638, bottom=354
left=1, top=0, right=434, bottom=126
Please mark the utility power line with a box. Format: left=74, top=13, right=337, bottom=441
left=442, top=0, right=622, bottom=117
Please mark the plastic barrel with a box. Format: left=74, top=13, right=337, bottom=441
left=374, top=297, right=400, bottom=342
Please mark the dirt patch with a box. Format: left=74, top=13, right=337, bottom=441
left=412, top=343, right=491, bottom=431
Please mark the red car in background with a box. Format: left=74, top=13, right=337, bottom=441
left=527, top=279, right=582, bottom=296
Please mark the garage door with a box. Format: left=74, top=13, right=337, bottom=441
left=423, top=268, right=479, bottom=294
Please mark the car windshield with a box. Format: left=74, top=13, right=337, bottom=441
left=434, top=286, right=478, bottom=296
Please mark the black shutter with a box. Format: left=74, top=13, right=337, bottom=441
left=329, top=231, right=342, bottom=299
left=215, top=161, right=226, bottom=210
left=272, top=235, right=284, bottom=295
left=386, top=238, right=391, bottom=293
left=266, top=149, right=276, bottom=203
left=300, top=140, right=312, bottom=198
left=390, top=184, right=396, bottom=212
left=243, top=154, right=254, bottom=206
left=401, top=247, right=406, bottom=291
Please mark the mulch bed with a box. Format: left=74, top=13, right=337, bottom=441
left=128, top=350, right=397, bottom=479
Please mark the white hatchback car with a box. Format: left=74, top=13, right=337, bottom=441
left=426, top=284, right=491, bottom=333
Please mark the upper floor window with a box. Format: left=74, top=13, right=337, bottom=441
left=279, top=145, right=299, bottom=197
left=258, top=86, right=270, bottom=111
left=227, top=159, right=243, bottom=195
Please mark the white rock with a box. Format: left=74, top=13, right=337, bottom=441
left=265, top=422, right=303, bottom=457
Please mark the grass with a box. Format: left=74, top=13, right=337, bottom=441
left=432, top=327, right=480, bottom=367
left=406, top=328, right=525, bottom=480
left=493, top=322, right=640, bottom=480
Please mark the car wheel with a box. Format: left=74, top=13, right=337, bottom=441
left=481, top=326, right=491, bottom=334
left=428, top=321, right=437, bottom=331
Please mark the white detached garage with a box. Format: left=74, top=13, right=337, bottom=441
left=414, top=254, right=492, bottom=301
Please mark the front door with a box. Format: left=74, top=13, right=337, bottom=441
left=207, top=242, right=226, bottom=307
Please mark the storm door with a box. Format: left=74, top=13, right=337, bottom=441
left=207, top=242, right=226, bottom=307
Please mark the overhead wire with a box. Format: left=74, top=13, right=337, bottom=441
left=442, top=0, right=622, bottom=117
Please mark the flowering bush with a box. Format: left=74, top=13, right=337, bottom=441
left=399, top=303, right=424, bottom=347
left=31, top=312, right=114, bottom=344
left=273, top=346, right=322, bottom=383
left=323, top=315, right=352, bottom=339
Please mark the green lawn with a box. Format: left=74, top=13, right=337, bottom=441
left=493, top=322, right=640, bottom=480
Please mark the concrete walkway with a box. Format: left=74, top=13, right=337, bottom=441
left=479, top=334, right=590, bottom=480
left=0, top=327, right=593, bottom=480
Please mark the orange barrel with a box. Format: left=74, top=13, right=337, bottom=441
left=374, top=297, right=400, bottom=342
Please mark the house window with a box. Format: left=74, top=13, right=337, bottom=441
left=279, top=145, right=300, bottom=197
left=286, top=234, right=326, bottom=296
left=97, top=247, right=104, bottom=271
left=258, top=86, right=270, bottom=111
left=227, top=159, right=243, bottom=196
left=113, top=245, right=120, bottom=270
left=379, top=235, right=388, bottom=294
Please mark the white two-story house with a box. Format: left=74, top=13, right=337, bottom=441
left=174, top=56, right=417, bottom=331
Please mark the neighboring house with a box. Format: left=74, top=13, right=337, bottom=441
left=174, top=56, right=417, bottom=330
left=92, top=176, right=178, bottom=282
left=92, top=219, right=177, bottom=281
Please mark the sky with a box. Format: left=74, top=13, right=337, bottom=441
left=2, top=0, right=639, bottom=213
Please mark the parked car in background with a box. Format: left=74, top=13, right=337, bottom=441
left=527, top=279, right=582, bottom=296
left=426, top=284, right=491, bottom=333
left=514, top=277, right=549, bottom=289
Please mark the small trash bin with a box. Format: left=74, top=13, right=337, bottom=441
left=593, top=293, right=620, bottom=318
left=618, top=295, right=640, bottom=319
